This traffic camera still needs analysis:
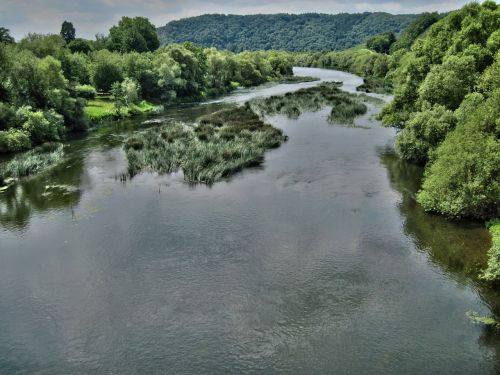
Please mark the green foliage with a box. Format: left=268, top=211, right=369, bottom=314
left=395, top=104, right=456, bottom=164
left=18, top=34, right=66, bottom=58
left=372, top=1, right=500, bottom=220
left=416, top=90, right=500, bottom=219
left=482, top=219, right=500, bottom=282
left=418, top=55, right=477, bottom=110
left=19, top=107, right=64, bottom=144
left=389, top=12, right=440, bottom=53
left=75, top=84, right=96, bottom=99
left=366, top=32, right=395, bottom=54
left=0, top=129, right=31, bottom=153
left=0, top=27, right=14, bottom=44
left=60, top=21, right=76, bottom=44
left=67, top=38, right=92, bottom=54
left=92, top=60, right=123, bottom=92
left=109, top=17, right=160, bottom=53
left=467, top=311, right=500, bottom=329
left=158, top=13, right=419, bottom=52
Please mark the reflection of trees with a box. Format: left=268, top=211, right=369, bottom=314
left=379, top=148, right=492, bottom=282
left=0, top=156, right=83, bottom=230
left=380, top=148, right=500, bottom=365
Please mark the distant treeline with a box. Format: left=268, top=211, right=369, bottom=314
left=0, top=17, right=293, bottom=154
left=157, top=13, right=420, bottom=52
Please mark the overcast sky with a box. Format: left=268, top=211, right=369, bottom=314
left=1, top=0, right=472, bottom=40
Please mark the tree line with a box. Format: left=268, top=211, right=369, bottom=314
left=157, top=13, right=419, bottom=52
left=0, top=18, right=294, bottom=154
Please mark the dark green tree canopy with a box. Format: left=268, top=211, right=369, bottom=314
left=366, top=32, right=396, bottom=54
left=109, top=17, right=160, bottom=53
left=60, top=21, right=76, bottom=44
left=158, top=13, right=419, bottom=52
left=0, top=27, right=14, bottom=44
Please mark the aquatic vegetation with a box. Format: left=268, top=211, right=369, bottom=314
left=124, top=106, right=286, bottom=184
left=273, top=76, right=320, bottom=84
left=249, top=81, right=368, bottom=124
left=0, top=142, right=64, bottom=186
left=467, top=311, right=500, bottom=330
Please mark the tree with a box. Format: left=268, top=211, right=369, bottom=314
left=68, top=38, right=92, bottom=54
left=60, top=21, right=76, bottom=44
left=0, top=27, right=14, bottom=44
left=92, top=62, right=123, bottom=92
left=366, top=32, right=396, bottom=54
left=109, top=17, right=159, bottom=53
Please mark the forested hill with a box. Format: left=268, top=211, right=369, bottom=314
left=157, top=13, right=420, bottom=51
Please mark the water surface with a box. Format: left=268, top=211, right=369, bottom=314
left=0, top=68, right=498, bottom=374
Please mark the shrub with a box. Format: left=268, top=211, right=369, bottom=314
left=395, top=104, right=456, bottom=164
left=482, top=219, right=500, bottom=282
left=18, top=107, right=65, bottom=144
left=75, top=84, right=97, bottom=99
left=0, top=128, right=32, bottom=153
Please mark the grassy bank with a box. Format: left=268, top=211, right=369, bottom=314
left=125, top=105, right=286, bottom=184
left=84, top=96, right=161, bottom=123
left=0, top=143, right=64, bottom=187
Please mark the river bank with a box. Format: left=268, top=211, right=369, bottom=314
left=1, top=68, right=499, bottom=374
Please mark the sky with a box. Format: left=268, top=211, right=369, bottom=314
left=1, top=0, right=473, bottom=40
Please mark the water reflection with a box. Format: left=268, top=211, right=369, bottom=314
left=0, top=156, right=83, bottom=231
left=379, top=148, right=500, bottom=365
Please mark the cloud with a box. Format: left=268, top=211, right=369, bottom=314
left=0, top=0, right=469, bottom=40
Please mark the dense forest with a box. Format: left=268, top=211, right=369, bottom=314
left=157, top=13, right=420, bottom=52
left=0, top=17, right=293, bottom=155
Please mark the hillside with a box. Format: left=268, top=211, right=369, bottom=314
left=157, top=13, right=420, bottom=52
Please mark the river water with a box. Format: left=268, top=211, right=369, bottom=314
left=0, top=68, right=498, bottom=374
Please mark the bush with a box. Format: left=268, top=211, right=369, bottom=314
left=482, top=219, right=500, bottom=282
left=395, top=104, right=456, bottom=164
left=18, top=107, right=65, bottom=144
left=417, top=92, right=500, bottom=219
left=75, top=84, right=96, bottom=99
left=0, top=128, right=32, bottom=153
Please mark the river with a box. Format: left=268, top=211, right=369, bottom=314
left=0, top=68, right=499, bottom=374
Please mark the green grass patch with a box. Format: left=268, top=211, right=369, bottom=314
left=0, top=142, right=64, bottom=186
left=84, top=97, right=161, bottom=123
left=124, top=106, right=286, bottom=184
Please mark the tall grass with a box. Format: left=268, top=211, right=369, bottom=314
left=249, top=81, right=369, bottom=124
left=124, top=106, right=286, bottom=184
left=0, top=142, right=64, bottom=185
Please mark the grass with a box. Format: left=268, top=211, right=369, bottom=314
left=124, top=106, right=286, bottom=184
left=124, top=82, right=374, bottom=184
left=0, top=142, right=64, bottom=186
left=482, top=219, right=500, bottom=282
left=84, top=96, right=161, bottom=123
left=249, top=81, right=368, bottom=124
